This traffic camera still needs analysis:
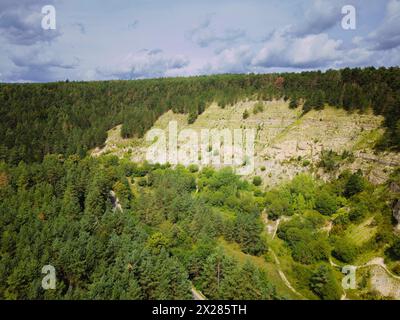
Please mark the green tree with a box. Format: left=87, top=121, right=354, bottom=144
left=310, top=264, right=341, bottom=300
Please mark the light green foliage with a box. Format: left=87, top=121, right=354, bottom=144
left=253, top=102, right=264, bottom=114
left=264, top=174, right=316, bottom=219
left=277, top=214, right=330, bottom=265
left=331, top=237, right=358, bottom=263
left=315, top=188, right=339, bottom=216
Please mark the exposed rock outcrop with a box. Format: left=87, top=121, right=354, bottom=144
left=390, top=182, right=400, bottom=193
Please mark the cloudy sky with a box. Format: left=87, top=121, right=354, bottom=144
left=0, top=0, right=400, bottom=82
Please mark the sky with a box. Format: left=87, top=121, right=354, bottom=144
left=0, top=0, right=399, bottom=82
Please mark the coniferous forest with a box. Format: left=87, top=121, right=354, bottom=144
left=1, top=67, right=400, bottom=300
left=1, top=67, right=400, bottom=165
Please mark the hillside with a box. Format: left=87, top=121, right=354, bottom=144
left=2, top=68, right=400, bottom=300
left=89, top=98, right=400, bottom=299
left=93, top=99, right=400, bottom=186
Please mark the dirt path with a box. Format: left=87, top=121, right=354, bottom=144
left=272, top=219, right=280, bottom=239
left=331, top=256, right=400, bottom=299
left=360, top=257, right=400, bottom=280
left=191, top=286, right=206, bottom=300
left=331, top=257, right=400, bottom=280
left=270, top=249, right=306, bottom=299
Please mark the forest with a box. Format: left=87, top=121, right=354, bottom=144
left=0, top=155, right=276, bottom=299
left=1, top=154, right=399, bottom=299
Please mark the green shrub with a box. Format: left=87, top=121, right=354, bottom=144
left=315, top=189, right=339, bottom=215
left=302, top=160, right=311, bottom=167
left=309, top=264, right=341, bottom=300
left=387, top=237, right=400, bottom=260
left=253, top=102, right=264, bottom=114
left=188, top=164, right=199, bottom=173
left=318, top=150, right=340, bottom=172
left=332, top=238, right=358, bottom=263
left=289, top=98, right=298, bottom=109
left=344, top=172, right=365, bottom=198
left=253, top=176, right=262, bottom=186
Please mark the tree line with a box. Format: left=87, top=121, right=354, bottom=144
left=1, top=67, right=400, bottom=165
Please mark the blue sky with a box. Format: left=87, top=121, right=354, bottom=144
left=0, top=0, right=399, bottom=82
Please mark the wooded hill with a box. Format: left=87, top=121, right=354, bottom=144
left=1, top=67, right=400, bottom=165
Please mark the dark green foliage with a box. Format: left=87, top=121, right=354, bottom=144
left=252, top=176, right=262, bottom=186
left=318, top=150, right=341, bottom=172
left=252, top=102, right=264, bottom=114
left=315, top=188, right=339, bottom=216
left=318, top=150, right=354, bottom=172
left=195, top=251, right=276, bottom=300
left=0, top=156, right=195, bottom=299
left=288, top=98, right=298, bottom=109
left=387, top=237, right=400, bottom=260
left=331, top=237, right=358, bottom=263
left=0, top=156, right=275, bottom=299
left=2, top=68, right=400, bottom=165
left=278, top=214, right=330, bottom=264
left=188, top=111, right=197, bottom=124
left=344, top=171, right=365, bottom=198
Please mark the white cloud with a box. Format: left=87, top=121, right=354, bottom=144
left=202, top=45, right=254, bottom=74
left=253, top=31, right=342, bottom=69
left=0, top=0, right=61, bottom=46
left=291, top=0, right=341, bottom=36
left=5, top=47, right=79, bottom=82
left=97, top=49, right=190, bottom=80
left=367, top=0, right=400, bottom=50
left=186, top=16, right=246, bottom=48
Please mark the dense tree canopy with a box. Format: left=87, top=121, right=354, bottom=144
left=0, top=156, right=272, bottom=299
left=1, top=67, right=400, bottom=165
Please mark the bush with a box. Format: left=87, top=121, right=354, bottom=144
left=137, top=177, right=148, bottom=187
left=302, top=100, right=312, bottom=113
left=253, top=102, right=264, bottom=114
left=253, top=176, right=262, bottom=186
left=318, top=150, right=340, bottom=172
left=315, top=189, right=339, bottom=215
left=302, top=160, right=311, bottom=167
left=188, top=112, right=197, bottom=124
left=243, top=110, right=250, bottom=119
left=289, top=98, right=298, bottom=109
left=310, top=264, right=341, bottom=300
left=188, top=164, right=199, bottom=173
left=265, top=190, right=293, bottom=220
left=332, top=238, right=358, bottom=263
left=387, top=237, right=400, bottom=260
left=344, top=172, right=365, bottom=198
left=392, top=263, right=400, bottom=275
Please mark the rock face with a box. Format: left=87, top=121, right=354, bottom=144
left=93, top=100, right=400, bottom=186
left=393, top=200, right=400, bottom=226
